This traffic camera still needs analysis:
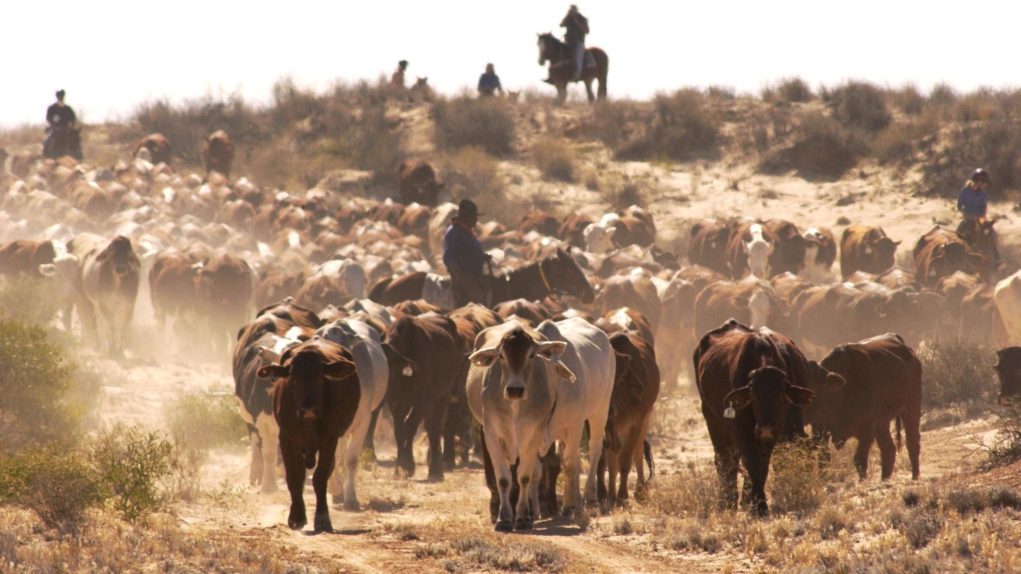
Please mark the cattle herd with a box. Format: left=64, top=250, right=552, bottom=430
left=2, top=131, right=1021, bottom=533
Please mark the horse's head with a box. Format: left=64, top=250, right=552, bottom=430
left=537, top=33, right=557, bottom=65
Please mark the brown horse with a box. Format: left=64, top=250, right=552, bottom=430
left=369, top=249, right=595, bottom=307
left=956, top=217, right=1002, bottom=273
left=538, top=33, right=608, bottom=103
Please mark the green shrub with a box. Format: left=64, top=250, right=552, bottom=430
left=917, top=341, right=995, bottom=407
left=0, top=446, right=103, bottom=533
left=165, top=391, right=248, bottom=454
left=0, top=319, right=83, bottom=452
left=92, top=426, right=177, bottom=521
left=826, top=81, right=892, bottom=132
left=531, top=137, right=576, bottom=182
left=433, top=96, right=516, bottom=156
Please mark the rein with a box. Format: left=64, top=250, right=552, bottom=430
left=537, top=258, right=556, bottom=295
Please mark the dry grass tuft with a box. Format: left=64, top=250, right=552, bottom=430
left=917, top=341, right=996, bottom=408
left=433, top=97, right=516, bottom=156
left=441, top=147, right=508, bottom=216
left=531, top=137, right=576, bottom=182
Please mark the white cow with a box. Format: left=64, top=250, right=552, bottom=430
left=317, top=318, right=389, bottom=509
left=995, top=270, right=1021, bottom=345
left=745, top=223, right=773, bottom=278
left=583, top=213, right=621, bottom=254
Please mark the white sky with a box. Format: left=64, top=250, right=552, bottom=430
left=3, top=0, right=1016, bottom=127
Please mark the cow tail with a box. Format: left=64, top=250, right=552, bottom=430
left=895, top=416, right=903, bottom=450
left=643, top=438, right=655, bottom=483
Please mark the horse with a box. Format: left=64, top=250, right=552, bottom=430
left=538, top=33, right=608, bottom=103
left=956, top=217, right=1002, bottom=274
left=368, top=248, right=595, bottom=307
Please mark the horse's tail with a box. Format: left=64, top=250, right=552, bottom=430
left=895, top=416, right=903, bottom=450
left=643, top=438, right=654, bottom=483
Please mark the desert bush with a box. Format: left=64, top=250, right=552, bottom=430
left=776, top=77, right=814, bottom=103
left=947, top=486, right=1021, bottom=515
left=0, top=446, right=102, bottom=533
left=646, top=462, right=719, bottom=518
left=132, top=94, right=265, bottom=166
left=893, top=85, right=926, bottom=115
left=618, top=89, right=720, bottom=161
left=531, top=137, right=575, bottom=182
left=917, top=341, right=995, bottom=407
left=985, top=405, right=1021, bottom=468
left=91, top=426, right=177, bottom=521
left=768, top=440, right=827, bottom=516
left=759, top=113, right=865, bottom=179
left=825, top=81, right=892, bottom=132
left=350, top=101, right=405, bottom=178
left=441, top=147, right=507, bottom=216
left=449, top=536, right=564, bottom=572
left=165, top=391, right=248, bottom=455
left=0, top=275, right=63, bottom=327
left=581, top=100, right=642, bottom=151
left=433, top=96, right=516, bottom=156
left=921, top=120, right=1021, bottom=195
left=871, top=119, right=931, bottom=165
left=0, top=319, right=85, bottom=452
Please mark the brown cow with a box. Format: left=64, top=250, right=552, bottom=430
left=601, top=331, right=660, bottom=505
left=383, top=313, right=466, bottom=480
left=559, top=213, right=594, bottom=248
left=597, top=272, right=661, bottom=332
left=913, top=225, right=988, bottom=287
left=493, top=298, right=550, bottom=325
left=693, top=279, right=788, bottom=339
left=840, top=225, right=899, bottom=279
left=149, top=251, right=201, bottom=330
left=805, top=333, right=921, bottom=480
left=688, top=219, right=735, bottom=275
left=0, top=239, right=57, bottom=276
left=398, top=160, right=445, bottom=206
left=197, top=254, right=255, bottom=354
left=135, top=133, right=172, bottom=165
left=294, top=274, right=347, bottom=313
left=996, top=347, right=1021, bottom=405
left=203, top=130, right=234, bottom=177
left=764, top=219, right=806, bottom=275
left=255, top=269, right=306, bottom=310
left=725, top=221, right=778, bottom=279
left=518, top=209, right=560, bottom=237
left=956, top=217, right=1001, bottom=272
left=802, top=226, right=837, bottom=272
left=258, top=338, right=360, bottom=532
left=694, top=320, right=821, bottom=515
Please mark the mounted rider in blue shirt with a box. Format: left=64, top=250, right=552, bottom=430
left=957, top=168, right=989, bottom=220
left=443, top=199, right=491, bottom=305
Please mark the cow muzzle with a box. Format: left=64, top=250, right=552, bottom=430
left=300, top=407, right=320, bottom=421
left=115, top=265, right=129, bottom=276
left=505, top=385, right=526, bottom=400
left=755, top=426, right=776, bottom=442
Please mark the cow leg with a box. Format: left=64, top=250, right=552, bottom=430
left=905, top=412, right=921, bottom=480
left=539, top=445, right=560, bottom=518
left=514, top=454, right=538, bottom=531
left=77, top=296, right=97, bottom=343
left=424, top=406, right=446, bottom=481
left=560, top=431, right=583, bottom=516
left=853, top=428, right=875, bottom=480
left=633, top=418, right=653, bottom=501
left=480, top=429, right=500, bottom=522
left=703, top=411, right=739, bottom=510
left=279, top=437, right=307, bottom=530
left=735, top=431, right=770, bottom=516
left=584, top=413, right=609, bottom=505
left=362, top=405, right=382, bottom=461
left=248, top=429, right=263, bottom=487
left=484, top=432, right=514, bottom=532
left=257, top=413, right=279, bottom=493
left=875, top=420, right=897, bottom=480
left=604, top=447, right=618, bottom=507
left=338, top=407, right=374, bottom=510
left=617, top=425, right=643, bottom=505
left=312, top=437, right=338, bottom=533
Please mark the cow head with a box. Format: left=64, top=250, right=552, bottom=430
left=98, top=235, right=140, bottom=278
left=744, top=236, right=773, bottom=278
left=469, top=327, right=574, bottom=401
left=870, top=236, right=900, bottom=263
left=546, top=248, right=595, bottom=304
left=583, top=223, right=616, bottom=254
left=723, top=365, right=815, bottom=443
left=996, top=347, right=1021, bottom=406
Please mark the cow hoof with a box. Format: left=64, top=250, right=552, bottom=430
left=494, top=519, right=513, bottom=533
left=287, top=513, right=307, bottom=531
left=560, top=505, right=577, bottom=519
left=260, top=483, right=277, bottom=495
left=343, top=498, right=361, bottom=511
left=314, top=512, right=333, bottom=533
left=427, top=472, right=444, bottom=483
left=514, top=517, right=534, bottom=531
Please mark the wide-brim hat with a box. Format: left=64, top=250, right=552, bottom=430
left=456, top=199, right=481, bottom=218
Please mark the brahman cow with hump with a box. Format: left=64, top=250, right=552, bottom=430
left=467, top=317, right=614, bottom=531
left=805, top=333, right=921, bottom=480
left=840, top=224, right=899, bottom=279
left=68, top=234, right=141, bottom=356
left=317, top=318, right=388, bottom=509
left=694, top=319, right=820, bottom=516
left=258, top=338, right=361, bottom=533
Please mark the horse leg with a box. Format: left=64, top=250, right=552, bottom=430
left=557, top=84, right=568, bottom=104
left=585, top=79, right=595, bottom=103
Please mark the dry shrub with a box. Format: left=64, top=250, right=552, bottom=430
left=893, top=85, right=926, bottom=115
left=433, top=96, right=516, bottom=156
left=920, top=120, right=1021, bottom=196
left=776, top=77, right=814, bottom=103
left=985, top=405, right=1021, bottom=468
left=871, top=118, right=934, bottom=165
left=531, top=137, right=575, bottom=182
left=768, top=440, right=827, bottom=516
left=917, top=341, right=995, bottom=407
left=132, top=94, right=265, bottom=166
left=760, top=113, right=865, bottom=179
left=441, top=147, right=507, bottom=216
left=825, top=81, right=892, bottom=132
left=448, top=536, right=564, bottom=573
left=946, top=486, right=1021, bottom=515
left=646, top=462, right=719, bottom=518
left=0, top=275, right=63, bottom=327
left=164, top=390, right=248, bottom=455
left=618, top=89, right=721, bottom=162
left=0, top=446, right=102, bottom=533
left=91, top=425, right=178, bottom=521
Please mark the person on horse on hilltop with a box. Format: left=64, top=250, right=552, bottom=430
left=443, top=199, right=491, bottom=306
left=391, top=60, right=408, bottom=88
left=561, top=4, right=589, bottom=80
left=477, top=63, right=504, bottom=97
left=43, top=89, right=82, bottom=160
left=957, top=168, right=989, bottom=221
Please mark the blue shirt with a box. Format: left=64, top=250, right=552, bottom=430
left=443, top=221, right=486, bottom=275
left=477, top=73, right=502, bottom=95
left=957, top=186, right=987, bottom=218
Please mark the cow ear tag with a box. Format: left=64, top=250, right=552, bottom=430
left=402, top=366, right=414, bottom=377
left=723, top=403, right=736, bottom=419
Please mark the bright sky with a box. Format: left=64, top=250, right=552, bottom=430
left=3, top=0, right=1016, bottom=127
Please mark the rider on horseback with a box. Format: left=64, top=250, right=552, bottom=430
left=43, top=90, right=82, bottom=160
left=561, top=5, right=589, bottom=80
left=443, top=199, right=492, bottom=306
